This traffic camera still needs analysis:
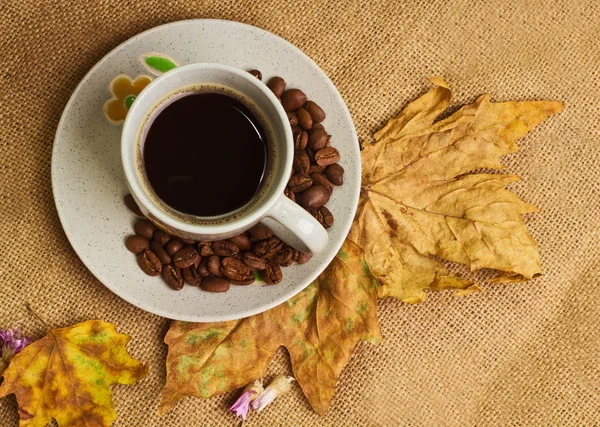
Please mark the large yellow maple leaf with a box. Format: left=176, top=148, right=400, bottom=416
left=0, top=320, right=148, bottom=427
left=159, top=240, right=381, bottom=416
left=349, top=77, right=564, bottom=303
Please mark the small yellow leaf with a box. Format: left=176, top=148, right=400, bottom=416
left=0, top=320, right=148, bottom=427
left=351, top=79, right=563, bottom=302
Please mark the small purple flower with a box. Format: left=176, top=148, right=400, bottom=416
left=252, top=375, right=295, bottom=413
left=230, top=380, right=263, bottom=420
left=0, top=327, right=33, bottom=359
left=0, top=327, right=33, bottom=375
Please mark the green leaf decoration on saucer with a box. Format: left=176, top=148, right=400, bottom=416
left=139, top=53, right=179, bottom=75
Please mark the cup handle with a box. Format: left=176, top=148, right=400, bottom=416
left=265, top=195, right=329, bottom=254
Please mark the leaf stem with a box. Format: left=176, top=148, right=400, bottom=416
left=25, top=303, right=49, bottom=330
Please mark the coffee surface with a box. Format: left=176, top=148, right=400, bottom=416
left=144, top=92, right=267, bottom=216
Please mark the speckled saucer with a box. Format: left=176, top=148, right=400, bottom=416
left=52, top=20, right=360, bottom=322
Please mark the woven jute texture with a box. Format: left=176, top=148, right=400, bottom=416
left=1, top=0, right=599, bottom=425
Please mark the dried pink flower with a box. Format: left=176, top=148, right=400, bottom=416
left=230, top=379, right=264, bottom=420
left=0, top=327, right=33, bottom=357
left=251, top=375, right=295, bottom=413
left=0, top=327, right=33, bottom=374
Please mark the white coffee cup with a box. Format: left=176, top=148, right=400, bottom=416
left=122, top=63, right=328, bottom=254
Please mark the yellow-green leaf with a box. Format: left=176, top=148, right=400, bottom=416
left=160, top=240, right=381, bottom=416
left=349, top=78, right=564, bottom=303
left=0, top=320, right=148, bottom=427
left=138, top=53, right=178, bottom=75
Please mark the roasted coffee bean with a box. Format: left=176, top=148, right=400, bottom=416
left=197, top=241, right=214, bottom=256
left=213, top=240, right=240, bottom=257
left=295, top=251, right=312, bottom=264
left=260, top=263, right=283, bottom=285
left=296, top=107, right=313, bottom=130
left=287, top=112, right=298, bottom=126
left=293, top=129, right=308, bottom=150
left=208, top=255, right=224, bottom=277
left=280, top=257, right=294, bottom=267
left=326, top=163, right=344, bottom=186
left=181, top=238, right=196, bottom=244
left=297, top=185, right=331, bottom=209
left=281, top=89, right=307, bottom=112
left=253, top=237, right=283, bottom=258
left=201, top=276, right=230, bottom=292
left=306, top=147, right=316, bottom=163
left=310, top=173, right=333, bottom=195
left=165, top=239, right=184, bottom=256
left=137, top=249, right=162, bottom=276
left=182, top=266, right=202, bottom=286
left=172, top=246, right=199, bottom=268
left=151, top=241, right=172, bottom=265
left=221, top=257, right=254, bottom=282
left=289, top=173, right=313, bottom=193
left=125, top=235, right=150, bottom=254
left=307, top=164, right=326, bottom=174
left=308, top=128, right=329, bottom=151
left=229, top=277, right=255, bottom=285
left=134, top=220, right=157, bottom=240
left=284, top=187, right=296, bottom=202
left=162, top=264, right=184, bottom=290
left=248, top=223, right=274, bottom=241
left=312, top=123, right=325, bottom=130
left=320, top=206, right=334, bottom=228
left=272, top=245, right=294, bottom=266
left=304, top=101, right=326, bottom=123
left=291, top=124, right=302, bottom=135
left=228, top=233, right=252, bottom=251
left=267, top=76, right=286, bottom=97
left=293, top=150, right=310, bottom=174
left=152, top=229, right=172, bottom=246
left=314, top=147, right=340, bottom=166
left=124, top=194, right=144, bottom=216
left=311, top=206, right=334, bottom=228
left=197, top=258, right=210, bottom=278
left=243, top=252, right=269, bottom=270
left=248, top=69, right=262, bottom=80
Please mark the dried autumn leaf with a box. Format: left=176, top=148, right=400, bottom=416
left=159, top=240, right=381, bottom=416
left=0, top=320, right=148, bottom=427
left=349, top=77, right=564, bottom=303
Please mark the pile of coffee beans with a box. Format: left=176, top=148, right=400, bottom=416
left=259, top=72, right=344, bottom=228
left=124, top=71, right=343, bottom=293
left=124, top=206, right=312, bottom=293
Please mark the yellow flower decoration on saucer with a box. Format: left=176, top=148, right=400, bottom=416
left=103, top=74, right=152, bottom=124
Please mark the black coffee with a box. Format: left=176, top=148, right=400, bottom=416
left=143, top=91, right=268, bottom=217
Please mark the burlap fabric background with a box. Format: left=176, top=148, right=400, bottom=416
left=1, top=0, right=598, bottom=425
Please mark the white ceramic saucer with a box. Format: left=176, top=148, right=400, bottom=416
left=52, top=20, right=360, bottom=322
